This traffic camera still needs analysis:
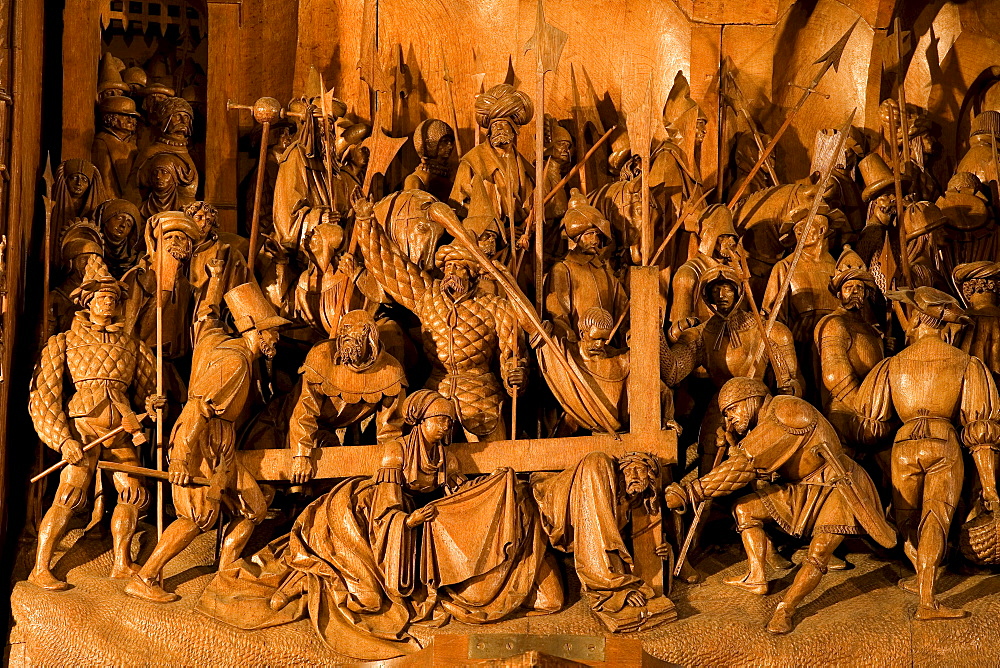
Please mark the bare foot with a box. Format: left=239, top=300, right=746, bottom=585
left=124, top=575, right=179, bottom=603
left=766, top=602, right=794, bottom=634
left=724, top=573, right=768, bottom=595
left=109, top=562, right=138, bottom=579
left=28, top=569, right=70, bottom=591
left=914, top=603, right=967, bottom=621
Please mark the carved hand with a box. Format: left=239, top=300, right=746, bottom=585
left=405, top=504, right=438, bottom=528
left=668, top=317, right=699, bottom=343
left=337, top=253, right=357, bottom=276
left=61, top=438, right=84, bottom=466
left=654, top=543, right=673, bottom=559
left=350, top=186, right=374, bottom=218
left=624, top=589, right=647, bottom=607
left=984, top=487, right=1000, bottom=514
left=145, top=394, right=167, bottom=418
left=290, top=455, right=315, bottom=485
left=168, top=458, right=192, bottom=487
left=206, top=258, right=226, bottom=278
left=506, top=367, right=528, bottom=394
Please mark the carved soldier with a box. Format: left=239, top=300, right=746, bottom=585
left=855, top=153, right=900, bottom=266
left=668, top=204, right=739, bottom=340
left=403, top=118, right=455, bottom=201
left=814, top=247, right=883, bottom=440
left=854, top=287, right=1000, bottom=620
left=95, top=199, right=141, bottom=278
left=544, top=190, right=628, bottom=343
left=531, top=451, right=676, bottom=632
left=286, top=309, right=407, bottom=484
left=542, top=116, right=573, bottom=223
left=762, top=212, right=839, bottom=345
left=125, top=273, right=287, bottom=603
left=650, top=71, right=706, bottom=226
left=937, top=172, right=995, bottom=265
left=956, top=110, right=1000, bottom=205
left=954, top=261, right=1000, bottom=378
left=92, top=96, right=140, bottom=201
left=678, top=267, right=800, bottom=472
left=121, top=65, right=147, bottom=97
left=96, top=52, right=128, bottom=102
left=450, top=83, right=534, bottom=240
left=537, top=306, right=692, bottom=434
left=28, top=256, right=161, bottom=589
left=664, top=377, right=895, bottom=634
left=50, top=219, right=105, bottom=334
left=356, top=194, right=527, bottom=441
left=290, top=221, right=349, bottom=337
left=901, top=200, right=948, bottom=290
left=132, top=96, right=199, bottom=203
left=271, top=92, right=348, bottom=253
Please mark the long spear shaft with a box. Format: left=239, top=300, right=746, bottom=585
left=727, top=21, right=857, bottom=208
left=886, top=104, right=913, bottom=286
left=155, top=222, right=165, bottom=541
left=752, top=108, right=856, bottom=368
left=247, top=120, right=270, bottom=271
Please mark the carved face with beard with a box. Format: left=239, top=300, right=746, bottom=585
left=840, top=279, right=868, bottom=311
left=489, top=119, right=515, bottom=150
left=161, top=230, right=193, bottom=261
left=335, top=310, right=379, bottom=368
left=442, top=260, right=475, bottom=299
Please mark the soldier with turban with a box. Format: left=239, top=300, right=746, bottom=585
left=449, top=84, right=534, bottom=243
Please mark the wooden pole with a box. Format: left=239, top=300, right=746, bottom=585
left=155, top=220, right=165, bottom=541
left=247, top=120, right=270, bottom=272
left=534, top=70, right=546, bottom=311
left=886, top=105, right=913, bottom=286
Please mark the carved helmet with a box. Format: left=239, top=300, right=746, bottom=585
left=829, top=245, right=876, bottom=294
left=61, top=219, right=105, bottom=266
left=971, top=110, right=1000, bottom=138
left=413, top=119, right=455, bottom=160
left=718, top=377, right=770, bottom=412
left=902, top=201, right=947, bottom=242
left=562, top=189, right=612, bottom=242
left=700, top=265, right=745, bottom=315
left=224, top=282, right=291, bottom=333
left=99, top=95, right=140, bottom=118
left=97, top=52, right=128, bottom=98
left=696, top=204, right=738, bottom=256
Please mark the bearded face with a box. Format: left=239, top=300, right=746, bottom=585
left=723, top=397, right=760, bottom=435
left=162, top=231, right=193, bottom=261
left=337, top=329, right=370, bottom=365
left=621, top=461, right=653, bottom=497
left=489, top=120, right=515, bottom=150
left=257, top=328, right=279, bottom=359
left=840, top=279, right=867, bottom=311
left=107, top=113, right=137, bottom=134
left=166, top=111, right=193, bottom=139
left=442, top=260, right=474, bottom=298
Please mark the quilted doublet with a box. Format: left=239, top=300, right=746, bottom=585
left=64, top=327, right=138, bottom=384
left=419, top=288, right=498, bottom=370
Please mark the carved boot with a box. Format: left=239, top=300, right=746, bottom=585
left=124, top=574, right=179, bottom=603
left=725, top=524, right=769, bottom=595
left=109, top=502, right=140, bottom=579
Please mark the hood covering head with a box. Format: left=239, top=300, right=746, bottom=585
left=697, top=204, right=738, bottom=256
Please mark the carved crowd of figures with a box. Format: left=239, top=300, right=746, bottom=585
left=23, top=36, right=1000, bottom=656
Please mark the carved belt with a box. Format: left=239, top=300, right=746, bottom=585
left=902, top=410, right=953, bottom=440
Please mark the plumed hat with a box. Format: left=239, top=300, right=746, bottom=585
left=830, top=245, right=876, bottom=293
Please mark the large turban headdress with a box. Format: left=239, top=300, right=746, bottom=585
left=474, top=84, right=534, bottom=129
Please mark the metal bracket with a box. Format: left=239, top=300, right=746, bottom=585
left=467, top=634, right=605, bottom=662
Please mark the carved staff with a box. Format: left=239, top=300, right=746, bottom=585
left=514, top=125, right=618, bottom=274
left=524, top=0, right=568, bottom=310
left=98, top=461, right=210, bottom=487
left=884, top=18, right=913, bottom=169
left=155, top=218, right=165, bottom=540
left=885, top=100, right=913, bottom=287
left=442, top=51, right=464, bottom=157
left=722, top=64, right=779, bottom=186
left=318, top=72, right=339, bottom=214
left=751, top=108, right=856, bottom=369
left=32, top=156, right=56, bottom=525
left=226, top=97, right=282, bottom=270
left=727, top=20, right=858, bottom=207
left=426, top=199, right=622, bottom=438
left=30, top=413, right=151, bottom=483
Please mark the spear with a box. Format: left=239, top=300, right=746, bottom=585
left=721, top=62, right=779, bottom=186
left=155, top=217, right=165, bottom=541
left=33, top=155, right=56, bottom=527
left=570, top=63, right=606, bottom=194
left=885, top=18, right=913, bottom=170
left=318, top=72, right=338, bottom=212
left=524, top=0, right=568, bottom=312
left=442, top=50, right=464, bottom=156
left=752, top=108, right=856, bottom=369
left=727, top=20, right=858, bottom=208
left=885, top=99, right=913, bottom=287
